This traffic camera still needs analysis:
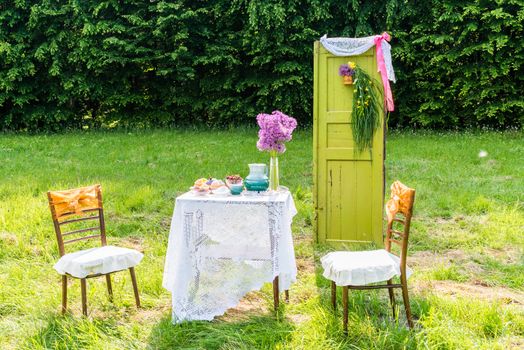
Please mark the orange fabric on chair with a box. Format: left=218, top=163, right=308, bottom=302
left=385, top=181, right=415, bottom=223
left=48, top=184, right=101, bottom=219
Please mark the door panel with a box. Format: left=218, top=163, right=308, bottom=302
left=325, top=161, right=373, bottom=243
left=313, top=42, right=384, bottom=246
left=326, top=123, right=353, bottom=148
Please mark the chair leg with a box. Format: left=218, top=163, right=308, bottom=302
left=105, top=274, right=113, bottom=302
left=129, top=267, right=141, bottom=308
left=342, top=286, right=348, bottom=334
left=61, top=275, right=68, bottom=314
left=400, top=276, right=414, bottom=328
left=387, top=279, right=396, bottom=318
left=272, top=276, right=279, bottom=311
left=80, top=278, right=87, bottom=316
left=331, top=281, right=337, bottom=310
left=284, top=290, right=289, bottom=302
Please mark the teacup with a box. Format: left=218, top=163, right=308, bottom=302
left=229, top=183, right=243, bottom=195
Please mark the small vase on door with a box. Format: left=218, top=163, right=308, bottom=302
left=343, top=75, right=353, bottom=85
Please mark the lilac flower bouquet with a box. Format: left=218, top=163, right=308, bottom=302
left=256, top=110, right=297, bottom=154
left=256, top=110, right=297, bottom=190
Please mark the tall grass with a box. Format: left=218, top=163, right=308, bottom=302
left=0, top=129, right=522, bottom=349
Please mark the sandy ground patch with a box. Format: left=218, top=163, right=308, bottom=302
left=118, top=236, right=145, bottom=253
left=218, top=291, right=268, bottom=321
left=409, top=249, right=468, bottom=270
left=409, top=247, right=521, bottom=274
left=413, top=279, right=524, bottom=308
left=131, top=304, right=171, bottom=323
left=0, top=231, right=18, bottom=244
left=296, top=257, right=315, bottom=275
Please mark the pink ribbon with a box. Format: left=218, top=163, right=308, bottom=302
left=374, top=32, right=394, bottom=112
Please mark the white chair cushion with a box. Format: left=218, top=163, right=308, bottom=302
left=321, top=249, right=412, bottom=286
left=54, top=245, right=143, bottom=278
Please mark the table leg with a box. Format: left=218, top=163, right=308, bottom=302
left=273, top=276, right=279, bottom=311
left=343, top=286, right=348, bottom=334
left=331, top=281, right=337, bottom=310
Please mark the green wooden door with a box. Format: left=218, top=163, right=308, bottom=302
left=313, top=42, right=384, bottom=246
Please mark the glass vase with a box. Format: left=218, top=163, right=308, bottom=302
left=269, top=151, right=279, bottom=191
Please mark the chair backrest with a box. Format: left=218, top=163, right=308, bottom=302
left=47, top=184, right=107, bottom=256
left=384, top=181, right=415, bottom=273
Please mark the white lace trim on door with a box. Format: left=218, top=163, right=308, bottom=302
left=320, top=34, right=396, bottom=83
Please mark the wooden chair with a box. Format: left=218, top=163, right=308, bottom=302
left=47, top=184, right=143, bottom=316
left=321, top=181, right=415, bottom=331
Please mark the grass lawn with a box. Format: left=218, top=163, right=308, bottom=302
left=0, top=129, right=523, bottom=349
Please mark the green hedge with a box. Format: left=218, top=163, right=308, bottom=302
left=393, top=0, right=524, bottom=128
left=1, top=1, right=522, bottom=131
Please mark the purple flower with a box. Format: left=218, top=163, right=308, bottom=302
left=256, top=110, right=297, bottom=154
left=339, top=64, right=350, bottom=76
left=339, top=64, right=355, bottom=77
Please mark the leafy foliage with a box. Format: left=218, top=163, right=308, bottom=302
left=392, top=0, right=524, bottom=128
left=0, top=1, right=522, bottom=130
left=351, top=66, right=382, bottom=152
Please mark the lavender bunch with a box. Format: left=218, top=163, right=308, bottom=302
left=256, top=110, right=297, bottom=154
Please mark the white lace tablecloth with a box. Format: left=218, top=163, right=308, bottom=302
left=162, top=191, right=297, bottom=323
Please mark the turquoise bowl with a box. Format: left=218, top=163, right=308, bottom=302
left=230, top=184, right=244, bottom=195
